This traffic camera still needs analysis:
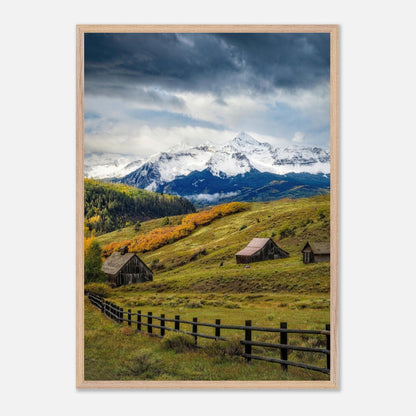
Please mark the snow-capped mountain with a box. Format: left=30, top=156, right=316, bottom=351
left=119, top=132, right=330, bottom=191
left=85, top=133, right=330, bottom=204
left=120, top=145, right=215, bottom=191
left=84, top=153, right=143, bottom=179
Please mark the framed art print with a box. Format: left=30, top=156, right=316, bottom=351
left=76, top=25, right=338, bottom=389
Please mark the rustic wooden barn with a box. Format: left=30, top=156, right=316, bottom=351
left=102, top=246, right=153, bottom=287
left=236, top=238, right=289, bottom=264
left=301, top=241, right=330, bottom=264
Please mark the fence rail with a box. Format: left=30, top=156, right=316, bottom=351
left=87, top=293, right=330, bottom=375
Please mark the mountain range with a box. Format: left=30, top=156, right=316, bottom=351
left=85, top=132, right=330, bottom=205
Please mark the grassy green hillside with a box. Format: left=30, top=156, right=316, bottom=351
left=87, top=194, right=330, bottom=381
left=95, top=213, right=188, bottom=246
left=85, top=299, right=328, bottom=381
left=96, top=194, right=330, bottom=295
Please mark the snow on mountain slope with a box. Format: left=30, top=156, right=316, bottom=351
left=87, top=133, right=330, bottom=191
left=84, top=153, right=143, bottom=179
left=229, top=131, right=266, bottom=151
left=225, top=133, right=330, bottom=175
left=270, top=146, right=330, bottom=174
left=225, top=134, right=276, bottom=174
left=121, top=146, right=215, bottom=191
left=151, top=147, right=214, bottom=183
left=206, top=150, right=253, bottom=177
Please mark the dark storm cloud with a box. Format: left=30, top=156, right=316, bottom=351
left=86, top=81, right=187, bottom=111
left=215, top=33, right=330, bottom=90
left=84, top=33, right=330, bottom=96
left=84, top=32, right=331, bottom=156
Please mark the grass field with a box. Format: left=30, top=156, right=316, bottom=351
left=86, top=194, right=331, bottom=380
left=85, top=299, right=329, bottom=381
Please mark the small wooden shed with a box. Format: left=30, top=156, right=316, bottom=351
left=236, top=237, right=289, bottom=264
left=102, top=246, right=153, bottom=287
left=301, top=241, right=330, bottom=264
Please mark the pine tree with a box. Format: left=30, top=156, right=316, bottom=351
left=84, top=240, right=105, bottom=283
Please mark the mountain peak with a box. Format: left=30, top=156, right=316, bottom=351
left=167, top=142, right=193, bottom=153
left=232, top=132, right=260, bottom=146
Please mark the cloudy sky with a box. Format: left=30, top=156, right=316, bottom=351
left=84, top=33, right=330, bottom=158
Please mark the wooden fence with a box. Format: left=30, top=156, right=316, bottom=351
left=87, top=293, right=330, bottom=375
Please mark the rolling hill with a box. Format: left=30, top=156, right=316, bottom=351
left=88, top=194, right=331, bottom=381
left=95, top=194, right=330, bottom=295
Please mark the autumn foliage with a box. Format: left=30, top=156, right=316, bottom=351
left=84, top=235, right=95, bottom=257
left=102, top=202, right=247, bottom=257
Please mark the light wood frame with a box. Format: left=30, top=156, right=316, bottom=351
left=76, top=24, right=339, bottom=389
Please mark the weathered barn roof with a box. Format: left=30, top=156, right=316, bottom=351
left=236, top=238, right=271, bottom=257
left=302, top=241, right=330, bottom=254
left=236, top=237, right=286, bottom=257
left=101, top=252, right=151, bottom=276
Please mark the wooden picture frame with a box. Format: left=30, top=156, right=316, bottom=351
left=76, top=24, right=338, bottom=389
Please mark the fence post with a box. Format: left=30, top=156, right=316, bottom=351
left=148, top=312, right=153, bottom=334
left=215, top=319, right=221, bottom=339
left=120, top=308, right=124, bottom=324
left=280, top=322, right=288, bottom=372
left=326, top=323, right=331, bottom=370
left=137, top=310, right=141, bottom=331
left=100, top=298, right=104, bottom=313
left=161, top=314, right=165, bottom=337
left=245, top=320, right=252, bottom=361
left=193, top=317, right=198, bottom=345
left=175, top=315, right=180, bottom=331
left=128, top=309, right=132, bottom=326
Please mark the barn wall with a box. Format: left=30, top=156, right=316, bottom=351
left=303, top=252, right=313, bottom=264
left=302, top=246, right=313, bottom=263
left=107, top=274, right=117, bottom=286
left=314, top=254, right=330, bottom=263
left=236, top=255, right=250, bottom=264
left=302, top=250, right=329, bottom=263
left=263, top=241, right=273, bottom=260
left=109, top=256, right=153, bottom=287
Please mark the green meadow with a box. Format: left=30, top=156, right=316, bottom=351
left=86, top=194, right=331, bottom=380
